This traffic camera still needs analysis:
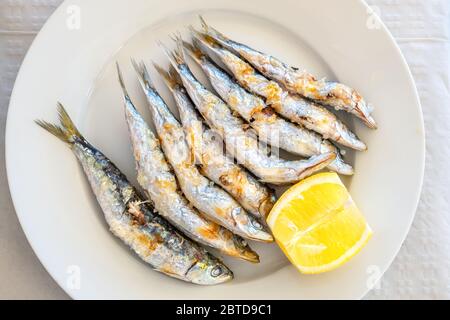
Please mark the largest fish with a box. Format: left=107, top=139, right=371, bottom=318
left=117, top=64, right=259, bottom=262
left=164, top=37, right=335, bottom=185
left=199, top=17, right=377, bottom=129
left=36, top=104, right=233, bottom=285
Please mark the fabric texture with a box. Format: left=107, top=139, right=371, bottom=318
left=364, top=0, right=450, bottom=299
left=0, top=0, right=449, bottom=299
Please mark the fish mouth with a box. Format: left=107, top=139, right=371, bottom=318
left=360, top=112, right=378, bottom=130
left=329, top=160, right=354, bottom=176
left=209, top=270, right=234, bottom=285
left=226, top=233, right=261, bottom=263
left=238, top=220, right=274, bottom=242
left=299, top=152, right=336, bottom=180
left=354, top=102, right=377, bottom=129
left=235, top=220, right=274, bottom=243
left=238, top=249, right=260, bottom=264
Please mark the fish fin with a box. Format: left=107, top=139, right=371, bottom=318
left=198, top=16, right=229, bottom=42
left=189, top=27, right=222, bottom=52
left=56, top=102, right=82, bottom=139
left=35, top=120, right=69, bottom=143
left=131, top=58, right=154, bottom=91
left=153, top=63, right=182, bottom=92
left=169, top=33, right=187, bottom=66
left=198, top=15, right=208, bottom=30
left=182, top=39, right=204, bottom=63
left=116, top=62, right=133, bottom=102
left=35, top=103, right=83, bottom=145
left=188, top=25, right=204, bottom=40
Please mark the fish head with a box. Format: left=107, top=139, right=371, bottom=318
left=186, top=258, right=233, bottom=285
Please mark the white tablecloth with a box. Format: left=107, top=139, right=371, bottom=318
left=0, top=0, right=449, bottom=299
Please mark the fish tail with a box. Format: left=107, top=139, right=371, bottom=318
left=198, top=15, right=228, bottom=42
left=189, top=27, right=221, bottom=53
left=131, top=58, right=154, bottom=91
left=116, top=62, right=133, bottom=102
left=182, top=37, right=204, bottom=63
left=188, top=25, right=205, bottom=41
left=153, top=63, right=182, bottom=92
left=158, top=40, right=182, bottom=78
left=35, top=102, right=83, bottom=145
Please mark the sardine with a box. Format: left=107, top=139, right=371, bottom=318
left=35, top=104, right=233, bottom=285
left=199, top=17, right=377, bottom=129
left=155, top=64, right=277, bottom=221
left=132, top=61, right=273, bottom=243
left=192, top=30, right=367, bottom=151
left=117, top=64, right=259, bottom=262
left=184, top=41, right=353, bottom=175
left=164, top=38, right=336, bottom=185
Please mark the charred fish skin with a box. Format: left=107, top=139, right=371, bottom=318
left=164, top=37, right=336, bottom=185
left=191, top=30, right=367, bottom=151
left=155, top=64, right=277, bottom=221
left=199, top=17, right=377, bottom=129
left=132, top=61, right=273, bottom=243
left=185, top=41, right=354, bottom=176
left=116, top=64, right=260, bottom=263
left=35, top=104, right=233, bottom=285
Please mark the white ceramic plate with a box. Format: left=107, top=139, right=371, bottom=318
left=6, top=0, right=424, bottom=299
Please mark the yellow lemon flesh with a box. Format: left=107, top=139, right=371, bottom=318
left=267, top=172, right=372, bottom=274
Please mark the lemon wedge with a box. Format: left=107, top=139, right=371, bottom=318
left=267, top=172, right=372, bottom=274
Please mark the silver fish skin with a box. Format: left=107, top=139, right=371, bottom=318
left=132, top=61, right=273, bottom=243
left=155, top=64, right=277, bottom=221
left=116, top=65, right=260, bottom=263
left=185, top=42, right=354, bottom=176
left=35, top=104, right=233, bottom=285
left=192, top=31, right=367, bottom=151
left=164, top=38, right=336, bottom=185
left=199, top=17, right=377, bottom=129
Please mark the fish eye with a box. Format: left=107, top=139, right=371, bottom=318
left=239, top=238, right=248, bottom=247
left=251, top=220, right=262, bottom=230
left=211, top=265, right=223, bottom=277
